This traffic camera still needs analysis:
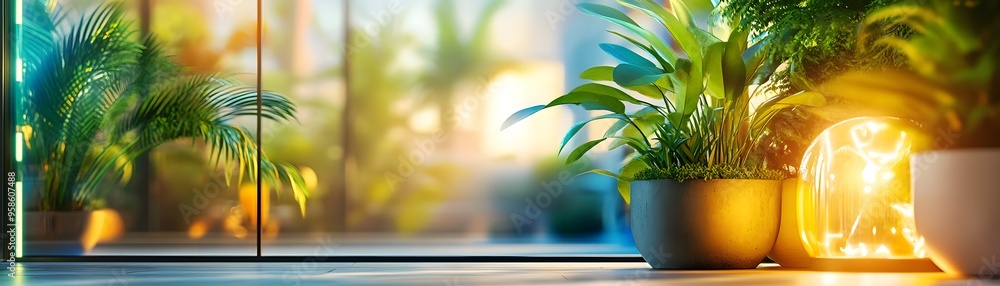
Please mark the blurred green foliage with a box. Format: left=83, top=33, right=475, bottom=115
left=20, top=1, right=307, bottom=212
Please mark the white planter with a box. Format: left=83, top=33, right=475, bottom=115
left=913, top=149, right=1000, bottom=277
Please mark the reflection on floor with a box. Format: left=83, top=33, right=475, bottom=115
left=10, top=262, right=993, bottom=286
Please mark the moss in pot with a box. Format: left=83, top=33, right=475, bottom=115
left=629, top=166, right=784, bottom=269
left=501, top=0, right=822, bottom=269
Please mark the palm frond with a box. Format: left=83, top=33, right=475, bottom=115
left=23, top=2, right=308, bottom=211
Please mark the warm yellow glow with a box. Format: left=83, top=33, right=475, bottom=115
left=485, top=63, right=568, bottom=161
left=188, top=219, right=209, bottom=239
left=81, top=209, right=124, bottom=252
left=15, top=132, right=22, bottom=161
left=224, top=206, right=248, bottom=239
left=299, top=166, right=318, bottom=190
left=238, top=183, right=269, bottom=228
left=798, top=117, right=930, bottom=259
left=408, top=107, right=441, bottom=134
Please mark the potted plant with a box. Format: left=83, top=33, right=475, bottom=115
left=823, top=0, right=1000, bottom=276
left=719, top=0, right=910, bottom=268
left=19, top=1, right=308, bottom=254
left=502, top=0, right=822, bottom=269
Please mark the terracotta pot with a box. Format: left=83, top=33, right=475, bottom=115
left=767, top=178, right=812, bottom=268
left=25, top=211, right=92, bottom=256
left=913, top=149, right=1000, bottom=277
left=630, top=179, right=781, bottom=269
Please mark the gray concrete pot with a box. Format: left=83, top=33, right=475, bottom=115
left=630, top=179, right=781, bottom=269
left=913, top=149, right=1000, bottom=276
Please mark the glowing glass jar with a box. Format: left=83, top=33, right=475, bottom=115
left=798, top=117, right=937, bottom=271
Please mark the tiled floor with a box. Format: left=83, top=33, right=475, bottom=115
left=7, top=262, right=996, bottom=285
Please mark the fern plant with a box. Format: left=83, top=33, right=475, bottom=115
left=502, top=0, right=821, bottom=203
left=824, top=0, right=1000, bottom=148
left=718, top=0, right=909, bottom=178
left=721, top=0, right=908, bottom=88
left=19, top=1, right=308, bottom=212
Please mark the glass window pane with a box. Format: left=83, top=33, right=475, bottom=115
left=261, top=0, right=637, bottom=256
left=16, top=0, right=261, bottom=256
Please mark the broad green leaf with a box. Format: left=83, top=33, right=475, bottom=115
left=581, top=169, right=622, bottom=180
left=670, top=0, right=695, bottom=27
left=748, top=56, right=781, bottom=86
left=742, top=37, right=768, bottom=74
left=692, top=28, right=723, bottom=52
left=559, top=114, right=625, bottom=155
left=617, top=0, right=703, bottom=98
left=631, top=84, right=666, bottom=100
left=579, top=66, right=614, bottom=81
left=548, top=91, right=627, bottom=114
left=580, top=66, right=666, bottom=99
left=617, top=0, right=702, bottom=64
left=572, top=83, right=642, bottom=105
left=608, top=135, right=649, bottom=152
left=501, top=105, right=544, bottom=130
left=617, top=158, right=650, bottom=205
left=603, top=119, right=631, bottom=137
left=743, top=37, right=780, bottom=85
left=679, top=0, right=716, bottom=26
left=666, top=112, right=684, bottom=128
left=609, top=110, right=660, bottom=150
left=567, top=138, right=608, bottom=165
left=722, top=29, right=749, bottom=101
left=600, top=43, right=657, bottom=68
left=578, top=3, right=678, bottom=64
left=703, top=42, right=726, bottom=99
left=607, top=30, right=674, bottom=70
left=613, top=64, right=668, bottom=87
left=654, top=77, right=674, bottom=93
left=633, top=105, right=661, bottom=117
left=667, top=59, right=699, bottom=118
left=577, top=3, right=639, bottom=26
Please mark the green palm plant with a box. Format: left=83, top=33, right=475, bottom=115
left=502, top=0, right=823, bottom=204
left=420, top=0, right=507, bottom=133
left=824, top=0, right=1000, bottom=148
left=20, top=1, right=308, bottom=212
